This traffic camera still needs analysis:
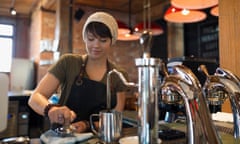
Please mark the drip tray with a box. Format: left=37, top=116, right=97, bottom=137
left=158, top=129, right=185, bottom=140
left=214, top=121, right=234, bottom=135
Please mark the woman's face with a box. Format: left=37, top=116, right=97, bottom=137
left=85, top=31, right=112, bottom=59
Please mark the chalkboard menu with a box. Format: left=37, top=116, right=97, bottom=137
left=199, top=20, right=219, bottom=59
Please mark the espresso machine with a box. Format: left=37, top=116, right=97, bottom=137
left=160, top=64, right=222, bottom=144
left=199, top=65, right=240, bottom=139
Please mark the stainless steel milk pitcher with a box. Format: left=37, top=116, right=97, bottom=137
left=90, top=110, right=122, bottom=143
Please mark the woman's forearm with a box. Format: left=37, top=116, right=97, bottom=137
left=28, top=92, right=50, bottom=116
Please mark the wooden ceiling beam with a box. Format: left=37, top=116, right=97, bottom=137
left=41, top=0, right=56, bottom=9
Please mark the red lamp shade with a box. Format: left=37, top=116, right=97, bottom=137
left=164, top=6, right=207, bottom=23
left=134, top=22, right=164, bottom=36
left=171, top=0, right=218, bottom=10
left=210, top=6, right=219, bottom=17
left=117, top=20, right=139, bottom=41
left=117, top=20, right=130, bottom=35
left=117, top=33, right=140, bottom=41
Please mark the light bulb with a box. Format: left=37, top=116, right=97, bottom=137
left=10, top=8, right=16, bottom=15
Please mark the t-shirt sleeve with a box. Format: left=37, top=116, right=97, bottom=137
left=48, top=54, right=72, bottom=83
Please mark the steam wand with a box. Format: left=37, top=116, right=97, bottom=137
left=106, top=69, right=137, bottom=111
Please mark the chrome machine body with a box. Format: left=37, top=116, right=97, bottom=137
left=134, top=29, right=162, bottom=144
left=199, top=65, right=240, bottom=139
left=135, top=57, right=161, bottom=144
left=160, top=65, right=222, bottom=144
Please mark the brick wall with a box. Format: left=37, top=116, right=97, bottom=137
left=32, top=5, right=143, bottom=83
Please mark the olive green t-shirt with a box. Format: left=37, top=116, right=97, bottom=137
left=48, top=54, right=129, bottom=105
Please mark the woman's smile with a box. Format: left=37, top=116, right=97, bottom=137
left=91, top=48, right=102, bottom=55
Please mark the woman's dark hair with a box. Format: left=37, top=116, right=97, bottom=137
left=85, top=22, right=112, bottom=39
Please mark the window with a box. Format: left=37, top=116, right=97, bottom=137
left=0, top=24, right=13, bottom=72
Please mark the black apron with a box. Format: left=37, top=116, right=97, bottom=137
left=65, top=57, right=116, bottom=122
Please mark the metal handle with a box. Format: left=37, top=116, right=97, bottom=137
left=198, top=64, right=210, bottom=78
left=90, top=114, right=99, bottom=136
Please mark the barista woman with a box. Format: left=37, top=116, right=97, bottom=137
left=28, top=12, right=129, bottom=133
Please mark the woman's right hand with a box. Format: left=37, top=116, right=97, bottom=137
left=48, top=105, right=76, bottom=125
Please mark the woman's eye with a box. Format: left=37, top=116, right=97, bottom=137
left=87, top=37, right=94, bottom=41
left=100, top=39, right=107, bottom=42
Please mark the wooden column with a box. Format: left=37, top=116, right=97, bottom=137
left=219, top=0, right=240, bottom=112
left=56, top=0, right=73, bottom=54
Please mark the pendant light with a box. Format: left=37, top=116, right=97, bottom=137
left=171, top=0, right=218, bottom=10
left=117, top=0, right=140, bottom=41
left=134, top=21, right=164, bottom=36
left=117, top=32, right=140, bottom=41
left=164, top=6, right=207, bottom=23
left=134, top=0, right=164, bottom=36
left=210, top=6, right=219, bottom=17
left=117, top=20, right=131, bottom=35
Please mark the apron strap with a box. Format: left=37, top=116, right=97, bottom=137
left=75, top=55, right=87, bottom=86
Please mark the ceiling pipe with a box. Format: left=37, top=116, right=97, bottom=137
left=118, top=0, right=140, bottom=41
left=134, top=0, right=164, bottom=36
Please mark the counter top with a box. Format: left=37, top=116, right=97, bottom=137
left=8, top=90, right=33, bottom=97
left=122, top=110, right=238, bottom=144
left=27, top=123, right=237, bottom=144
left=12, top=110, right=239, bottom=144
